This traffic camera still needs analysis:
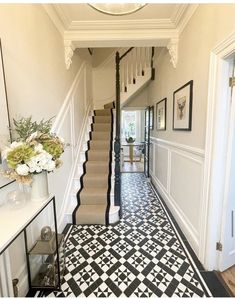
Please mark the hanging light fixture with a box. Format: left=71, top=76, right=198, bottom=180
left=88, top=3, right=147, bottom=16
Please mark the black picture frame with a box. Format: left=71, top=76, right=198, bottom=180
left=149, top=105, right=154, bottom=130
left=173, top=80, right=193, bottom=131
left=156, top=98, right=166, bottom=131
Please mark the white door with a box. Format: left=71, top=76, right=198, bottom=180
left=219, top=59, right=235, bottom=271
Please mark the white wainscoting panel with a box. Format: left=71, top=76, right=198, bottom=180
left=154, top=144, right=168, bottom=190
left=150, top=137, right=205, bottom=257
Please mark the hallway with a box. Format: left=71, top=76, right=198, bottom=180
left=38, top=174, right=213, bottom=297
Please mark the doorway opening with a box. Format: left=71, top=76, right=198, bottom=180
left=202, top=33, right=235, bottom=295
left=120, top=108, right=146, bottom=173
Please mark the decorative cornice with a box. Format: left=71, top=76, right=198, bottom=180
left=64, top=41, right=75, bottom=70
left=177, top=4, right=199, bottom=35
left=69, top=19, right=175, bottom=31
left=53, top=4, right=71, bottom=30
left=42, top=4, right=64, bottom=36
left=167, top=39, right=179, bottom=68
left=170, top=4, right=188, bottom=27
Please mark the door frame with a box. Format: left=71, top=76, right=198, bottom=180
left=200, top=32, right=235, bottom=270
left=144, top=106, right=150, bottom=177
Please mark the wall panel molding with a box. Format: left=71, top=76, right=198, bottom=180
left=150, top=137, right=205, bottom=157
left=150, top=137, right=204, bottom=256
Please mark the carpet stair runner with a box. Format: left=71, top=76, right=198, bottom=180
left=73, top=101, right=114, bottom=225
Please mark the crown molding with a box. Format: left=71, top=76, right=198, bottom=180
left=170, top=4, right=188, bottom=27
left=42, top=4, right=64, bottom=36
left=53, top=4, right=71, bottom=30
left=64, top=29, right=178, bottom=49
left=177, top=4, right=199, bottom=35
left=69, top=18, right=175, bottom=31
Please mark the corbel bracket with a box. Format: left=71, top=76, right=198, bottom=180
left=167, top=39, right=179, bottom=69
left=64, top=41, right=75, bottom=70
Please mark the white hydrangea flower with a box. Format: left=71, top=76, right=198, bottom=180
left=44, top=160, right=56, bottom=172
left=34, top=144, right=44, bottom=153
left=59, top=136, right=65, bottom=143
left=16, top=164, right=30, bottom=176
left=27, top=151, right=54, bottom=173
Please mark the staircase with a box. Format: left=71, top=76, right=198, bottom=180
left=72, top=102, right=114, bottom=225
left=119, top=47, right=154, bottom=107
left=71, top=47, right=155, bottom=226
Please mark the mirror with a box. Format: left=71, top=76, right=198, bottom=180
left=0, top=39, right=13, bottom=189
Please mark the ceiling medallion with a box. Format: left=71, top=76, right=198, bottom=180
left=88, top=3, right=147, bottom=16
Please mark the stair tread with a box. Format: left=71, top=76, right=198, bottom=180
left=88, top=149, right=110, bottom=154
left=84, top=173, right=109, bottom=179
left=86, top=160, right=109, bottom=165
left=81, top=188, right=107, bottom=196
left=76, top=205, right=106, bottom=224
left=90, top=140, right=110, bottom=144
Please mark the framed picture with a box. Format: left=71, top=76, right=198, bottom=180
left=149, top=106, right=154, bottom=130
left=173, top=80, right=193, bottom=130
left=156, top=98, right=166, bottom=130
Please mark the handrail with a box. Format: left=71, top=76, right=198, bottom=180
left=120, top=47, right=134, bottom=60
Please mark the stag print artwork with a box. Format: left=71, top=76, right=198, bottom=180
left=173, top=81, right=193, bottom=130
left=177, top=96, right=186, bottom=120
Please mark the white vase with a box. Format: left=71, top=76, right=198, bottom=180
left=31, top=171, right=49, bottom=202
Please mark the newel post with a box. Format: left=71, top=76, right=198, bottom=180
left=114, top=52, right=121, bottom=213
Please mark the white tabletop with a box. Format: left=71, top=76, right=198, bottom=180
left=122, top=142, right=144, bottom=146
left=0, top=195, right=54, bottom=253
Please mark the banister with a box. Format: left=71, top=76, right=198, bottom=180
left=114, top=51, right=121, bottom=213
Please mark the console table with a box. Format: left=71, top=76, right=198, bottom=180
left=0, top=195, right=57, bottom=297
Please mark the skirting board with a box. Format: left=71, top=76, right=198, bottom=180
left=150, top=172, right=200, bottom=257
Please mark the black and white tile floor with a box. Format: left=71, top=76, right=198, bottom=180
left=40, top=173, right=213, bottom=297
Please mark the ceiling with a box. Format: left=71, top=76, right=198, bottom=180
left=54, top=4, right=182, bottom=24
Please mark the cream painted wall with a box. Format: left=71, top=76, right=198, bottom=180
left=92, top=48, right=116, bottom=67
left=149, top=4, right=235, bottom=149
left=0, top=4, right=92, bottom=296
left=0, top=4, right=91, bottom=123
left=149, top=4, right=235, bottom=260
left=124, top=87, right=149, bottom=108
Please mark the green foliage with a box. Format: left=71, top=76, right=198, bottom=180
left=13, top=116, right=54, bottom=141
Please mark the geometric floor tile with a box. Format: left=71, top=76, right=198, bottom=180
left=39, top=173, right=212, bottom=297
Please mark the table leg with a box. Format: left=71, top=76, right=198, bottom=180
left=129, top=146, right=134, bottom=164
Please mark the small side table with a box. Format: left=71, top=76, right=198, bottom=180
left=0, top=195, right=61, bottom=296
left=24, top=196, right=63, bottom=291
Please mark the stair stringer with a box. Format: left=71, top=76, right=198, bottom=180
left=64, top=113, right=93, bottom=223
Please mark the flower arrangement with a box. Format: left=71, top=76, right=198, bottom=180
left=2, top=117, right=66, bottom=184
